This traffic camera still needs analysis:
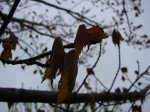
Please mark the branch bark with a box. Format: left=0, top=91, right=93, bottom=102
left=0, top=85, right=150, bottom=104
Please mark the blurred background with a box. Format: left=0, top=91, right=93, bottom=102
left=0, top=0, right=150, bottom=112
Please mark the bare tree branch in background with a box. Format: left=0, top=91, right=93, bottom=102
left=0, top=0, right=150, bottom=111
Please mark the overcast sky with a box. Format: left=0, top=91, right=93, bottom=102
left=0, top=0, right=150, bottom=112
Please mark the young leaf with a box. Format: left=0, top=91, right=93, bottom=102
left=74, top=24, right=108, bottom=57
left=57, top=50, right=78, bottom=104
left=1, top=33, right=18, bottom=60
left=42, top=37, right=65, bottom=88
left=112, top=29, right=123, bottom=46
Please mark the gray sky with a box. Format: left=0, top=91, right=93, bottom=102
left=0, top=0, right=150, bottom=111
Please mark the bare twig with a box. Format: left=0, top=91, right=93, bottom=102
left=128, top=65, right=150, bottom=91
left=0, top=0, right=20, bottom=36
left=122, top=0, right=132, bottom=41
left=108, top=46, right=121, bottom=92
left=92, top=43, right=102, bottom=69
left=75, top=42, right=103, bottom=93
left=30, top=0, right=101, bottom=26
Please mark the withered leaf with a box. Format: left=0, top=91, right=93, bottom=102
left=57, top=49, right=78, bottom=104
left=74, top=24, right=108, bottom=57
left=1, top=33, right=18, bottom=60
left=1, top=49, right=12, bottom=60
left=112, top=29, right=123, bottom=46
left=42, top=37, right=65, bottom=88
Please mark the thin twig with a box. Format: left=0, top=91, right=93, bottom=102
left=93, top=43, right=108, bottom=90
left=93, top=75, right=108, bottom=90
left=128, top=65, right=150, bottom=91
left=122, top=0, right=132, bottom=41
left=75, top=74, right=89, bottom=94
left=108, top=46, right=121, bottom=92
left=30, top=0, right=101, bottom=26
left=49, top=103, right=67, bottom=111
left=92, top=43, right=102, bottom=69
left=75, top=43, right=103, bottom=93
left=0, top=0, right=20, bottom=36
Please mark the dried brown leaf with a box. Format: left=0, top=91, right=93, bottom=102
left=1, top=33, right=17, bottom=60
left=74, top=24, right=108, bottom=57
left=112, top=29, right=123, bottom=46
left=57, top=50, right=78, bottom=104
left=42, top=37, right=65, bottom=88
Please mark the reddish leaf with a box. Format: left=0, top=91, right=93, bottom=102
left=1, top=49, right=12, bottom=60
left=42, top=37, right=65, bottom=88
left=57, top=50, right=78, bottom=104
left=74, top=24, right=108, bottom=56
left=1, top=33, right=18, bottom=60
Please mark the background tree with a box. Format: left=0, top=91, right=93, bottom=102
left=0, top=0, right=150, bottom=112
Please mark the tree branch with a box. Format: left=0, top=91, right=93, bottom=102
left=0, top=85, right=150, bottom=104
left=0, top=41, right=101, bottom=67
left=0, top=0, right=20, bottom=36
left=31, top=0, right=100, bottom=26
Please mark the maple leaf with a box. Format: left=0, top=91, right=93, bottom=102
left=57, top=49, right=78, bottom=104
left=74, top=24, right=108, bottom=56
left=42, top=37, right=65, bottom=88
left=1, top=33, right=18, bottom=61
left=112, top=29, right=123, bottom=46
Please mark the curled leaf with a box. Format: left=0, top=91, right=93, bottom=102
left=57, top=49, right=78, bottom=104
left=42, top=37, right=65, bottom=88
left=74, top=24, right=108, bottom=57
